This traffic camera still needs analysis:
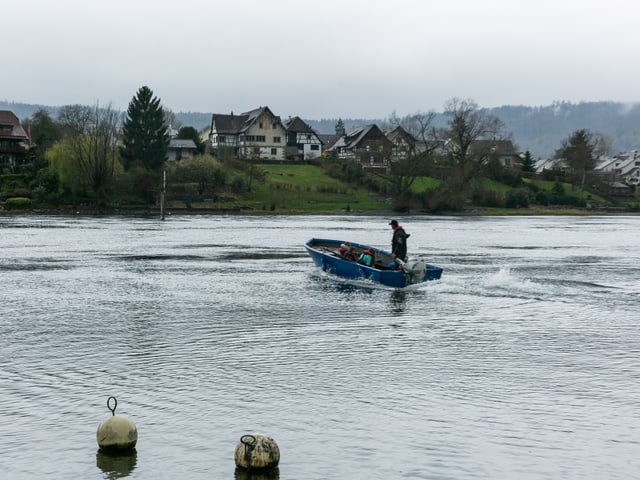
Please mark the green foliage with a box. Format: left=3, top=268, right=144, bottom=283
left=30, top=168, right=61, bottom=204
left=4, top=187, right=32, bottom=198
left=176, top=126, right=205, bottom=154
left=0, top=174, right=28, bottom=193
left=551, top=179, right=565, bottom=196
left=23, top=108, right=63, bottom=170
left=119, top=86, right=169, bottom=171
left=166, top=155, right=226, bottom=195
left=4, top=197, right=33, bottom=209
left=535, top=190, right=549, bottom=205
left=56, top=104, right=120, bottom=206
left=46, top=137, right=85, bottom=196
left=472, top=188, right=504, bottom=207
left=521, top=151, right=536, bottom=172
left=555, top=129, right=597, bottom=197
left=505, top=188, right=530, bottom=208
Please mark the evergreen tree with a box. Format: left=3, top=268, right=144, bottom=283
left=120, top=86, right=169, bottom=171
left=521, top=150, right=536, bottom=172
left=555, top=129, right=597, bottom=196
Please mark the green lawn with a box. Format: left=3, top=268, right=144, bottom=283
left=243, top=164, right=389, bottom=212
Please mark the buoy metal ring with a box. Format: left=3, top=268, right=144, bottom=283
left=241, top=434, right=257, bottom=459
left=241, top=434, right=256, bottom=447
left=107, top=396, right=118, bottom=416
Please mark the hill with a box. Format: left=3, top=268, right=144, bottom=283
left=3, top=100, right=640, bottom=159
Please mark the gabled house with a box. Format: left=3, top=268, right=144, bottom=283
left=283, top=116, right=323, bottom=161
left=328, top=124, right=394, bottom=173
left=167, top=139, right=198, bottom=161
left=0, top=110, right=29, bottom=172
left=318, top=134, right=341, bottom=155
left=208, top=106, right=286, bottom=161
left=384, top=126, right=416, bottom=163
left=595, top=150, right=640, bottom=187
left=471, top=140, right=521, bottom=169
left=535, top=157, right=568, bottom=174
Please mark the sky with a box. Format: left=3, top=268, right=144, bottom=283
left=4, top=0, right=640, bottom=119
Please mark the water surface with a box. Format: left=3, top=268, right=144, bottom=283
left=1, top=215, right=639, bottom=479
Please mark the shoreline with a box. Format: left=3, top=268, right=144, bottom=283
left=1, top=205, right=638, bottom=217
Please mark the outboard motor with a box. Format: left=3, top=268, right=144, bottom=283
left=402, top=259, right=428, bottom=285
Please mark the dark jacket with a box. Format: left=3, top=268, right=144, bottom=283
left=391, top=226, right=409, bottom=261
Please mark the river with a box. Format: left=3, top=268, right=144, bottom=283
left=1, top=214, right=638, bottom=479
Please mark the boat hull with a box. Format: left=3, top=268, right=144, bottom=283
left=304, top=238, right=442, bottom=288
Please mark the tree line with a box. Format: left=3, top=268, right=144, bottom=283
left=1, top=89, right=616, bottom=212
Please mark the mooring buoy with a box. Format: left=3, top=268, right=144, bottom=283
left=96, top=396, right=137, bottom=453
left=234, top=433, right=280, bottom=471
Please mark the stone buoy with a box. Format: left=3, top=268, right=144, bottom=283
left=234, top=433, right=280, bottom=471
left=96, top=396, right=137, bottom=454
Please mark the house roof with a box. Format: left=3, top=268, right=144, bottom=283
left=318, top=134, right=340, bottom=150
left=283, top=116, right=315, bottom=133
left=329, top=124, right=393, bottom=151
left=384, top=126, right=416, bottom=146
left=169, top=139, right=197, bottom=149
left=0, top=110, right=28, bottom=140
left=471, top=139, right=516, bottom=156
left=211, top=113, right=250, bottom=134
left=211, top=106, right=283, bottom=135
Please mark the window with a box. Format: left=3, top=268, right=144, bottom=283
left=310, top=144, right=319, bottom=151
left=273, top=136, right=281, bottom=143
left=259, top=122, right=263, bottom=128
left=253, top=147, right=260, bottom=154
left=256, top=135, right=266, bottom=142
left=218, top=135, right=226, bottom=144
left=271, top=148, right=277, bottom=155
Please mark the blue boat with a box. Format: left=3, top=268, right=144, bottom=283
left=304, top=238, right=443, bottom=288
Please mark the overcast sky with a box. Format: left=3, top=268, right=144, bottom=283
left=4, top=0, right=639, bottom=119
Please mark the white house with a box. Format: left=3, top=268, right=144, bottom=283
left=208, top=106, right=287, bottom=161
left=595, top=151, right=640, bottom=185
left=282, top=116, right=323, bottom=161
left=167, top=139, right=198, bottom=161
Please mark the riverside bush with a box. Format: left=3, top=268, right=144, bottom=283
left=5, top=197, right=33, bottom=209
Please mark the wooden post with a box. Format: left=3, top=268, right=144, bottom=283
left=160, top=170, right=166, bottom=221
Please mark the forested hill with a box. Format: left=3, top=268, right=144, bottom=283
left=305, top=102, right=640, bottom=159
left=3, top=100, right=639, bottom=159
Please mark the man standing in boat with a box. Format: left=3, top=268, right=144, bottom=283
left=389, top=219, right=410, bottom=263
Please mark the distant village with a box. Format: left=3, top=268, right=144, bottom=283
left=1, top=105, right=639, bottom=196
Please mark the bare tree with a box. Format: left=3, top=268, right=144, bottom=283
left=58, top=103, right=120, bottom=206
left=387, top=110, right=439, bottom=195
left=438, top=98, right=507, bottom=188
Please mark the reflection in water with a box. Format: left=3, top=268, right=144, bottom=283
left=389, top=290, right=407, bottom=314
left=235, top=467, right=280, bottom=480
left=96, top=449, right=137, bottom=479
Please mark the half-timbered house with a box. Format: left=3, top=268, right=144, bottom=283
left=208, top=106, right=286, bottom=161
left=283, top=116, right=323, bottom=161
left=328, top=124, right=394, bottom=173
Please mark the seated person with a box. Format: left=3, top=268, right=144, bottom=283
left=358, top=249, right=374, bottom=267
left=338, top=242, right=358, bottom=261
